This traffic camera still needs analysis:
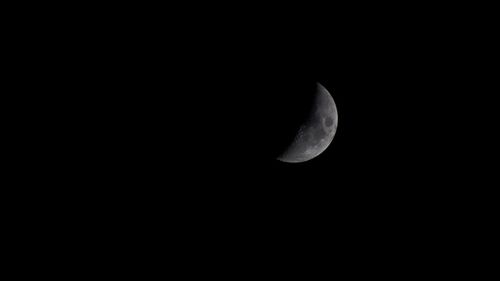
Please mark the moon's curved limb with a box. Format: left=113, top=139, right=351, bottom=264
left=277, top=83, right=338, bottom=163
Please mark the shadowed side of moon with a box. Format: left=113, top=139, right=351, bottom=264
left=277, top=83, right=338, bottom=163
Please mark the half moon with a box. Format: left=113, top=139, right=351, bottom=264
left=277, top=83, right=338, bottom=163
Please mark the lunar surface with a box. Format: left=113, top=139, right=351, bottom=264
left=277, top=83, right=338, bottom=163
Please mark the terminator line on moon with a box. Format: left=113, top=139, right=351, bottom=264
left=277, top=83, right=338, bottom=163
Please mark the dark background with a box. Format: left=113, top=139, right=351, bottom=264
left=16, top=3, right=495, bottom=268
left=59, top=6, right=470, bottom=224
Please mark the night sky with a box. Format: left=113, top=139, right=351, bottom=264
left=55, top=4, right=490, bottom=267
left=99, top=21, right=432, bottom=230
left=89, top=12, right=444, bottom=214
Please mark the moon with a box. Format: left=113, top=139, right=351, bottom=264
left=277, top=83, right=338, bottom=163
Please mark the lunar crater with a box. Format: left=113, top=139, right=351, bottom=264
left=325, top=117, right=333, bottom=127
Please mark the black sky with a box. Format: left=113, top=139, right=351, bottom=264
left=80, top=9, right=450, bottom=202
left=43, top=4, right=494, bottom=264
